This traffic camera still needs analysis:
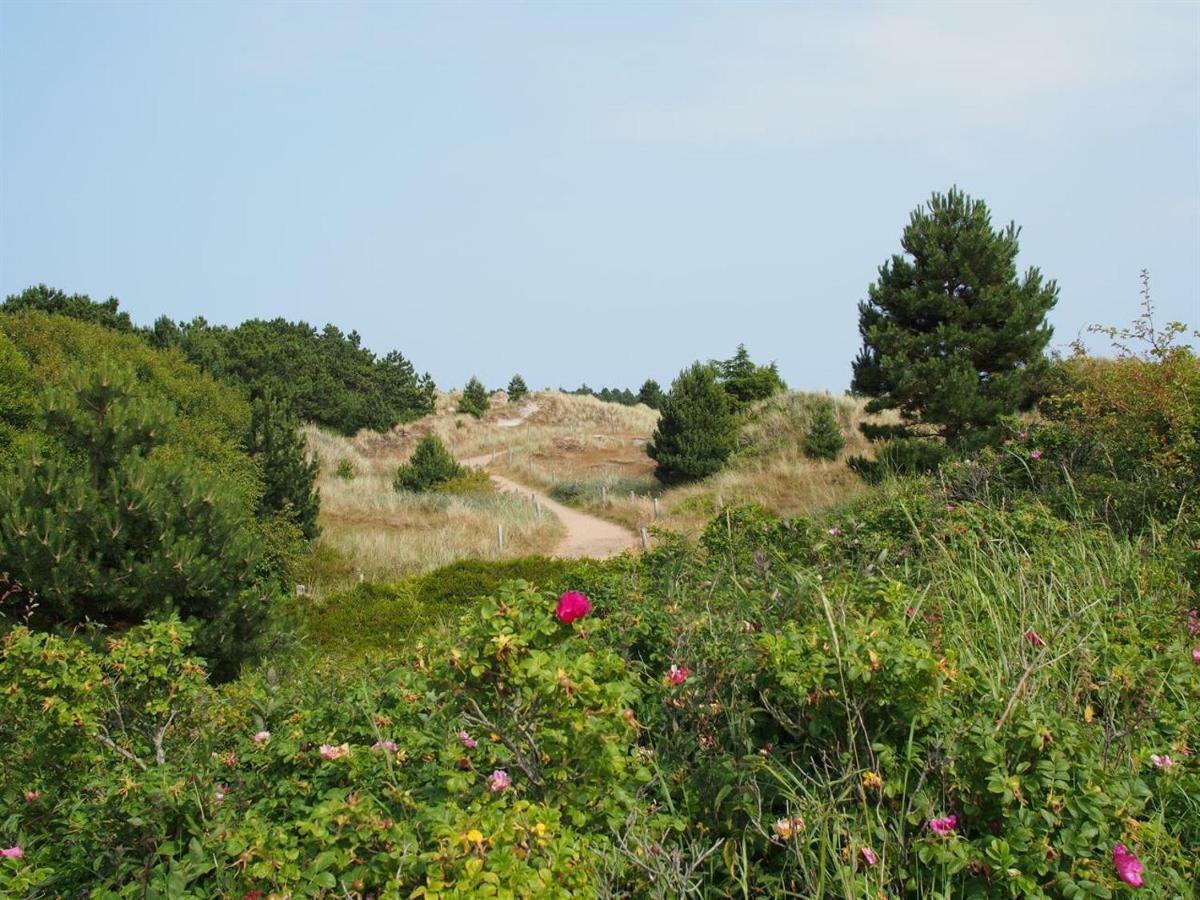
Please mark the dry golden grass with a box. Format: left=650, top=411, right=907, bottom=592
left=301, top=424, right=564, bottom=592
left=302, top=389, right=891, bottom=581
left=484, top=390, right=887, bottom=539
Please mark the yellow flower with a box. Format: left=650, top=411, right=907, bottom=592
left=1084, top=704, right=1094, bottom=724
left=465, top=829, right=484, bottom=845
left=861, top=770, right=883, bottom=790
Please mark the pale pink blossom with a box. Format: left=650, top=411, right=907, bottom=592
left=828, top=526, right=841, bottom=537
left=24, top=790, right=38, bottom=803
left=252, top=731, right=271, bottom=746
left=1112, top=843, right=1144, bottom=888
left=319, top=743, right=350, bottom=761
left=371, top=740, right=398, bottom=753
left=928, top=815, right=957, bottom=837
left=458, top=730, right=478, bottom=749
left=488, top=769, right=511, bottom=792
left=860, top=846, right=879, bottom=865
left=1018, top=431, right=1028, bottom=440
left=666, top=664, right=689, bottom=686
left=1030, top=449, right=1043, bottom=459
left=1150, top=754, right=1174, bottom=770
left=1192, top=646, right=1200, bottom=663
left=2, top=846, right=23, bottom=858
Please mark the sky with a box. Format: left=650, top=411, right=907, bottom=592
left=2, top=1, right=1197, bottom=393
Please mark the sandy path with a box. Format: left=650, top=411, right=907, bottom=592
left=461, top=454, right=638, bottom=559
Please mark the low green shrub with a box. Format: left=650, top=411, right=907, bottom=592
left=394, top=434, right=462, bottom=492
left=849, top=437, right=952, bottom=484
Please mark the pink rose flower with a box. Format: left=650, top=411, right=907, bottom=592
left=828, top=526, right=841, bottom=537
left=556, top=591, right=591, bottom=623
left=2, top=846, right=23, bottom=858
left=1150, top=754, right=1174, bottom=770
left=458, top=730, right=478, bottom=749
left=488, top=769, right=511, bottom=792
left=24, top=790, right=38, bottom=803
left=928, top=815, right=957, bottom=837
left=1112, top=843, right=1144, bottom=888
left=666, top=664, right=689, bottom=686
left=1024, top=628, right=1046, bottom=648
left=1030, top=449, right=1043, bottom=459
left=371, top=740, right=398, bottom=753
left=1018, top=431, right=1028, bottom=440
left=860, top=846, right=878, bottom=866
left=1187, top=609, right=1199, bottom=637
left=319, top=743, right=350, bottom=761
left=1192, top=646, right=1200, bottom=663
left=252, top=730, right=271, bottom=746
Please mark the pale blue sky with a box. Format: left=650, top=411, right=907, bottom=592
left=2, top=1, right=1197, bottom=392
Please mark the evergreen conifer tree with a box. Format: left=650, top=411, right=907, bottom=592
left=0, top=363, right=269, bottom=678
left=715, top=344, right=786, bottom=410
left=507, top=374, right=529, bottom=403
left=637, top=379, right=665, bottom=409
left=851, top=188, right=1058, bottom=447
left=647, top=364, right=738, bottom=483
left=245, top=392, right=321, bottom=540
left=394, top=434, right=463, bottom=491
left=803, top=398, right=845, bottom=461
left=457, top=377, right=489, bottom=418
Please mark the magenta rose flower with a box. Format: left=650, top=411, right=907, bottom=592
left=860, top=846, right=878, bottom=865
left=556, top=591, right=591, bottom=623
left=1, top=846, right=23, bottom=859
left=665, top=664, right=689, bottom=686
left=458, top=730, right=478, bottom=749
left=928, top=815, right=957, bottom=837
left=1024, top=628, right=1046, bottom=648
left=1112, top=843, right=1144, bottom=887
left=488, top=769, right=511, bottom=792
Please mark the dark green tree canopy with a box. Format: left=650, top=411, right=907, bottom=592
left=0, top=362, right=270, bottom=679
left=457, top=377, right=489, bottom=418
left=245, top=392, right=321, bottom=540
left=394, top=434, right=463, bottom=492
left=647, top=363, right=738, bottom=484
left=507, top=374, right=529, bottom=403
left=802, top=397, right=846, bottom=461
left=3, top=284, right=135, bottom=333
left=637, top=379, right=665, bottom=409
left=851, top=188, right=1059, bottom=447
left=5, top=288, right=437, bottom=436
left=713, top=344, right=786, bottom=410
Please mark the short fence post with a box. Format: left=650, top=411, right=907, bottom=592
left=653, top=497, right=661, bottom=519
left=600, top=485, right=607, bottom=504
left=497, top=524, right=505, bottom=551
left=629, top=490, right=635, bottom=502
left=640, top=527, right=650, bottom=551
left=534, top=497, right=541, bottom=517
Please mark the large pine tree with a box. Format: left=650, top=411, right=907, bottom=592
left=647, top=363, right=738, bottom=483
left=851, top=188, right=1058, bottom=447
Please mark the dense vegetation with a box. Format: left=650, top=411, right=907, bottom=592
left=2, top=338, right=1196, bottom=895
left=1, top=193, right=1196, bottom=895
left=3, top=286, right=437, bottom=436
left=0, top=312, right=294, bottom=678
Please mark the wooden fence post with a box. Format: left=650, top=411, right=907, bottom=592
left=497, top=525, right=505, bottom=551
left=640, top=527, right=650, bottom=551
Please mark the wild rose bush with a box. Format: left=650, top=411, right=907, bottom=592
left=3, top=475, right=1198, bottom=895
